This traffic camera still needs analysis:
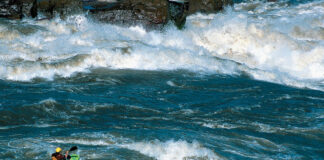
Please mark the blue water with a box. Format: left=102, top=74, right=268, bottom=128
left=1, top=0, right=324, bottom=159
left=1, top=70, right=323, bottom=159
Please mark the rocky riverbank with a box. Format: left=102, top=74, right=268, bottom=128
left=0, top=0, right=232, bottom=28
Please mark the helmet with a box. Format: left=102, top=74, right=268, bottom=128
left=56, top=147, right=62, bottom=153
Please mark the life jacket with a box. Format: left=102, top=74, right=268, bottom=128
left=70, top=154, right=80, bottom=160
left=52, top=152, right=65, bottom=160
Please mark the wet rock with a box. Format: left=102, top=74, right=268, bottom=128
left=0, top=0, right=38, bottom=19
left=87, top=0, right=168, bottom=29
left=20, top=0, right=33, bottom=17
left=168, top=0, right=188, bottom=29
left=1, top=0, right=233, bottom=29
left=0, top=0, right=22, bottom=19
left=36, top=0, right=82, bottom=19
left=86, top=0, right=233, bottom=29
left=168, top=0, right=233, bottom=28
left=187, top=0, right=232, bottom=14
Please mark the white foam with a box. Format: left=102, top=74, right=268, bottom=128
left=51, top=138, right=113, bottom=146
left=49, top=133, right=221, bottom=160
left=202, top=122, right=238, bottom=129
left=0, top=124, right=57, bottom=130
left=167, top=80, right=177, bottom=87
left=185, top=2, right=324, bottom=89
left=120, top=140, right=221, bottom=160
left=39, top=98, right=57, bottom=104
left=0, top=1, right=323, bottom=90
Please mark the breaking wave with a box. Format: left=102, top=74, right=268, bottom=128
left=121, top=140, right=221, bottom=160
left=0, top=0, right=323, bottom=90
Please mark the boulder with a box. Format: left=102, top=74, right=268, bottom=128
left=1, top=0, right=233, bottom=29
left=86, top=0, right=168, bottom=29
left=168, top=0, right=233, bottom=28
left=0, top=0, right=22, bottom=19
left=0, top=0, right=39, bottom=19
left=168, top=0, right=188, bottom=29
left=22, top=0, right=36, bottom=17
left=86, top=0, right=233, bottom=28
left=36, top=0, right=82, bottom=19
left=187, top=0, right=233, bottom=14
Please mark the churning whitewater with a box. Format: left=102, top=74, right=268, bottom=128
left=0, top=0, right=324, bottom=160
left=0, top=0, right=323, bottom=90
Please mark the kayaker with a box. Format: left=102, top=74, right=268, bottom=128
left=51, top=147, right=66, bottom=160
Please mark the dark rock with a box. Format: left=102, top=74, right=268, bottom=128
left=85, top=0, right=233, bottom=28
left=1, top=0, right=233, bottom=29
left=0, top=0, right=38, bottom=19
left=36, top=0, right=82, bottom=19
left=168, top=0, right=233, bottom=28
left=187, top=0, right=232, bottom=14
left=87, top=0, right=168, bottom=29
left=168, top=0, right=188, bottom=29
left=0, top=0, right=22, bottom=19
left=30, top=0, right=37, bottom=18
left=21, top=0, right=34, bottom=17
left=86, top=0, right=233, bottom=29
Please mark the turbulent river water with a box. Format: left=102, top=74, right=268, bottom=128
left=0, top=0, right=324, bottom=159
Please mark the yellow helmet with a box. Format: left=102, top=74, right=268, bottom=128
left=56, top=147, right=62, bottom=153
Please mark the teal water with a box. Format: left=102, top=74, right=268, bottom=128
left=1, top=70, right=324, bottom=159
left=1, top=0, right=324, bottom=159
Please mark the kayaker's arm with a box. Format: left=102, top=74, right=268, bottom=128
left=65, top=151, right=69, bottom=159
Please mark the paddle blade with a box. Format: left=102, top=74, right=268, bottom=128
left=69, top=146, right=78, bottom=151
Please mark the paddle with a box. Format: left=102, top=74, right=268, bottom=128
left=69, top=146, right=78, bottom=152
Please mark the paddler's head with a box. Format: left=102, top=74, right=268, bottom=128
left=56, top=147, right=62, bottom=153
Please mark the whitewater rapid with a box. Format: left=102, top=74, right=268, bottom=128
left=0, top=0, right=323, bottom=90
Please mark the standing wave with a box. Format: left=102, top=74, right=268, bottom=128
left=0, top=0, right=323, bottom=90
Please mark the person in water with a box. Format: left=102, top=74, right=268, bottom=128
left=51, top=147, right=66, bottom=160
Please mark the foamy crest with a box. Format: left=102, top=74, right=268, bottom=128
left=121, top=140, right=221, bottom=160
left=51, top=138, right=113, bottom=146
left=186, top=1, right=324, bottom=89
left=0, top=1, right=323, bottom=90
left=48, top=133, right=221, bottom=160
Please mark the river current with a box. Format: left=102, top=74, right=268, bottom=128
left=0, top=0, right=324, bottom=159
